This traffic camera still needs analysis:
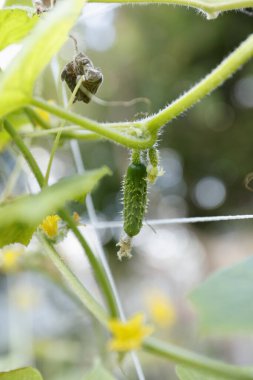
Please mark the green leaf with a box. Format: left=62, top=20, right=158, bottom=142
left=0, top=110, right=30, bottom=151
left=0, top=166, right=111, bottom=248
left=0, top=0, right=85, bottom=117
left=176, top=366, right=229, bottom=380
left=190, top=256, right=253, bottom=335
left=0, top=8, right=38, bottom=51
left=83, top=361, right=116, bottom=380
left=0, top=367, right=43, bottom=380
left=5, top=1, right=32, bottom=6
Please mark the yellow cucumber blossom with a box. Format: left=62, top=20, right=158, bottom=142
left=108, top=313, right=153, bottom=352
left=0, top=246, right=24, bottom=273
left=73, top=211, right=80, bottom=224
left=12, top=285, right=38, bottom=311
left=146, top=292, right=176, bottom=328
left=40, top=215, right=61, bottom=238
left=35, top=100, right=54, bottom=124
left=36, top=108, right=50, bottom=123
left=147, top=164, right=165, bottom=184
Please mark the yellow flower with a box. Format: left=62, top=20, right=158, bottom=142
left=147, top=164, right=165, bottom=184
left=108, top=313, right=153, bottom=352
left=36, top=108, right=50, bottom=123
left=40, top=215, right=61, bottom=238
left=35, top=100, right=55, bottom=125
left=146, top=292, right=176, bottom=328
left=12, top=285, right=38, bottom=311
left=73, top=211, right=80, bottom=224
left=0, top=247, right=23, bottom=273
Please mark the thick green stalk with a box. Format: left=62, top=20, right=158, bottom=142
left=146, top=33, right=253, bottom=132
left=31, top=97, right=156, bottom=149
left=3, top=120, right=44, bottom=188
left=88, top=0, right=253, bottom=17
left=143, top=337, right=253, bottom=380
left=4, top=120, right=119, bottom=318
left=59, top=209, right=119, bottom=317
left=38, top=234, right=108, bottom=326
left=32, top=34, right=253, bottom=146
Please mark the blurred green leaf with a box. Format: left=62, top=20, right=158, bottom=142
left=0, top=0, right=84, bottom=117
left=0, top=166, right=111, bottom=248
left=0, top=8, right=38, bottom=51
left=190, top=256, right=253, bottom=335
left=83, top=361, right=116, bottom=380
left=0, top=110, right=30, bottom=151
left=176, top=366, right=229, bottom=380
left=0, top=367, right=43, bottom=380
left=5, top=1, right=33, bottom=6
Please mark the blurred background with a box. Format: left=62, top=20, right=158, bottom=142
left=0, top=1, right=253, bottom=379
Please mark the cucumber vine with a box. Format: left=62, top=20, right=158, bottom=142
left=0, top=0, right=253, bottom=379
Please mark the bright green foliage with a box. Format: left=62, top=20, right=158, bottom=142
left=176, top=366, right=230, bottom=380
left=0, top=222, right=37, bottom=248
left=0, top=0, right=85, bottom=117
left=0, top=110, right=30, bottom=151
left=5, top=1, right=32, bottom=5
left=190, top=256, right=253, bottom=335
left=123, top=162, right=147, bottom=237
left=0, top=367, right=43, bottom=380
left=0, top=167, right=110, bottom=248
left=0, top=8, right=38, bottom=51
left=83, top=361, right=116, bottom=380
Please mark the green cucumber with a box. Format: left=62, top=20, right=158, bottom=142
left=123, top=162, right=147, bottom=237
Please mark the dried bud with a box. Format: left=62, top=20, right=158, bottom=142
left=33, top=0, right=56, bottom=14
left=61, top=53, right=103, bottom=104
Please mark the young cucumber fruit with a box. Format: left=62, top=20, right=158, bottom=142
left=123, top=162, right=147, bottom=237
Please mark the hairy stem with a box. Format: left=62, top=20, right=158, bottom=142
left=31, top=97, right=156, bottom=149
left=3, top=120, right=44, bottom=188
left=146, top=33, right=253, bottom=132
left=59, top=209, right=119, bottom=317
left=88, top=0, right=253, bottom=17
left=38, top=234, right=108, bottom=326
left=32, top=34, right=253, bottom=147
left=143, top=338, right=253, bottom=380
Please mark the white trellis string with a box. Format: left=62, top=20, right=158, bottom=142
left=90, top=214, right=253, bottom=229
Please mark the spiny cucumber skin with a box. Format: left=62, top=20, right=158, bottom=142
left=123, top=163, right=147, bottom=237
